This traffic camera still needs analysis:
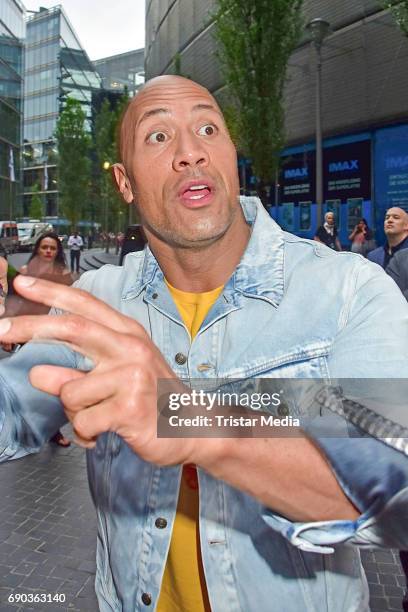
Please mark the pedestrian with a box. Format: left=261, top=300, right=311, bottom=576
left=348, top=218, right=376, bottom=256
left=2, top=231, right=73, bottom=447
left=0, top=75, right=407, bottom=612
left=314, top=211, right=342, bottom=250
left=67, top=230, right=84, bottom=274
left=368, top=206, right=408, bottom=268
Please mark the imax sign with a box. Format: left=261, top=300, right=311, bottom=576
left=386, top=156, right=408, bottom=170
left=284, top=168, right=308, bottom=179
left=329, top=160, right=359, bottom=173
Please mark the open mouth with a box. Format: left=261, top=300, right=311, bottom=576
left=181, top=183, right=212, bottom=201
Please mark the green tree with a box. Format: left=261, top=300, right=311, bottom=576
left=94, top=92, right=130, bottom=231
left=29, top=183, right=43, bottom=219
left=55, top=97, right=91, bottom=227
left=214, top=0, right=304, bottom=200
left=383, top=0, right=408, bottom=36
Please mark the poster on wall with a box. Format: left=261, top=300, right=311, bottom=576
left=375, top=125, right=408, bottom=212
left=279, top=151, right=316, bottom=204
left=299, top=201, right=312, bottom=230
left=347, top=198, right=363, bottom=230
left=323, top=140, right=371, bottom=202
left=281, top=203, right=295, bottom=231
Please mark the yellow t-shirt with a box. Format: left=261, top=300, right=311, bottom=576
left=157, top=282, right=223, bottom=612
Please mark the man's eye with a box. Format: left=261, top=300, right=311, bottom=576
left=198, top=124, right=217, bottom=136
left=147, top=131, right=167, bottom=144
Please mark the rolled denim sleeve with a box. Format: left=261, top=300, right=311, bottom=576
left=0, top=341, right=78, bottom=461
left=265, top=260, right=408, bottom=552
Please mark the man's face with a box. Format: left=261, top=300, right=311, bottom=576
left=384, top=207, right=408, bottom=240
left=326, top=213, right=335, bottom=226
left=119, top=77, right=240, bottom=248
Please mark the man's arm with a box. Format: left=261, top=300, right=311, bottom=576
left=0, top=271, right=388, bottom=525
left=386, top=251, right=408, bottom=300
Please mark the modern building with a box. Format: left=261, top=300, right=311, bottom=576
left=145, top=0, right=408, bottom=243
left=23, top=5, right=101, bottom=218
left=0, top=0, right=24, bottom=220
left=94, top=48, right=145, bottom=96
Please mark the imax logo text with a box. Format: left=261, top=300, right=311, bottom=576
left=329, top=160, right=359, bottom=172
left=284, top=168, right=308, bottom=179
left=386, top=156, right=408, bottom=170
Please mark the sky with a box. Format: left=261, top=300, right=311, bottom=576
left=23, top=0, right=146, bottom=60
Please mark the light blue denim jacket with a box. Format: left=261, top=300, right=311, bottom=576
left=1, top=198, right=408, bottom=612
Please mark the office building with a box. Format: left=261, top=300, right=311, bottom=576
left=23, top=5, right=101, bottom=217
left=0, top=0, right=24, bottom=220
left=145, top=0, right=408, bottom=243
left=94, top=48, right=145, bottom=96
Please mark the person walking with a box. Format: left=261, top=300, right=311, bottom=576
left=67, top=230, right=84, bottom=274
left=314, top=211, right=342, bottom=250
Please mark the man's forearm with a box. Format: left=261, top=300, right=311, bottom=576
left=191, top=435, right=359, bottom=523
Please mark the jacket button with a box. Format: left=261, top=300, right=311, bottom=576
left=141, top=593, right=152, bottom=606
left=152, top=293, right=158, bottom=299
left=175, top=352, right=187, bottom=365
left=155, top=517, right=167, bottom=529
left=278, top=403, right=289, bottom=416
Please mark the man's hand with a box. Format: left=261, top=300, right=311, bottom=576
left=0, top=275, right=195, bottom=466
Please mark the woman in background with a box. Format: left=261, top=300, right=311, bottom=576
left=348, top=218, right=376, bottom=256
left=4, top=231, right=73, bottom=446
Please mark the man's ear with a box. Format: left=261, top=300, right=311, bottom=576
left=112, top=163, right=134, bottom=204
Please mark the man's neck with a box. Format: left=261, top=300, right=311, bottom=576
left=387, top=234, right=408, bottom=249
left=147, top=214, right=251, bottom=293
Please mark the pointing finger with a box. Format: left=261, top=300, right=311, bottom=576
left=13, top=276, right=144, bottom=337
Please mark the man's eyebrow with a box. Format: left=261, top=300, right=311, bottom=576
left=138, top=108, right=169, bottom=125
left=138, top=103, right=221, bottom=126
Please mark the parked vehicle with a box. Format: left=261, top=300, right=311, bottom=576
left=0, top=221, right=19, bottom=254
left=17, top=222, right=53, bottom=252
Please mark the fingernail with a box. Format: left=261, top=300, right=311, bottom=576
left=17, top=276, right=36, bottom=287
left=0, top=318, right=11, bottom=335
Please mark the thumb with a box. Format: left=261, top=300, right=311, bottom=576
left=29, top=365, right=85, bottom=396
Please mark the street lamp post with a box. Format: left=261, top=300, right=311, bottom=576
left=103, top=161, right=110, bottom=252
left=307, top=18, right=330, bottom=228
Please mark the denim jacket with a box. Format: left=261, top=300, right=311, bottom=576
left=1, top=198, right=408, bottom=612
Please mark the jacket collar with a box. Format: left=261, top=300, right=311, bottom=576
left=122, top=197, right=285, bottom=307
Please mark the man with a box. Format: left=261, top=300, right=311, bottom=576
left=313, top=211, right=342, bottom=250
left=67, top=230, right=84, bottom=274
left=368, top=206, right=408, bottom=268
left=0, top=76, right=407, bottom=612
left=387, top=248, right=408, bottom=301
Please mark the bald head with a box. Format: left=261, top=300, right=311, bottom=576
left=119, top=76, right=223, bottom=173
left=384, top=206, right=408, bottom=246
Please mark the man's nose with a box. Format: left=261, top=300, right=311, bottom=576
left=172, top=132, right=209, bottom=171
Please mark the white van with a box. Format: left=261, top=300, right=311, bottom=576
left=0, top=221, right=19, bottom=254
left=17, top=221, right=53, bottom=252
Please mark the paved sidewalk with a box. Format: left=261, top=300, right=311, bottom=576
left=0, top=429, right=407, bottom=611
left=0, top=426, right=98, bottom=612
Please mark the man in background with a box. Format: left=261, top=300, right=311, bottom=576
left=368, top=206, right=408, bottom=268
left=67, top=230, right=84, bottom=274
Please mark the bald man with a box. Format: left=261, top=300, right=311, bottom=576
left=368, top=206, right=408, bottom=268
left=0, top=76, right=408, bottom=612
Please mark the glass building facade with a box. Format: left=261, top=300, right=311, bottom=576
left=94, top=48, right=145, bottom=96
left=0, top=0, right=24, bottom=220
left=23, top=5, right=101, bottom=217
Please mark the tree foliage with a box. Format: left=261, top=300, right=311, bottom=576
left=214, top=0, right=304, bottom=191
left=29, top=183, right=43, bottom=219
left=55, top=97, right=91, bottom=227
left=93, top=92, right=129, bottom=230
left=383, top=0, right=408, bottom=37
